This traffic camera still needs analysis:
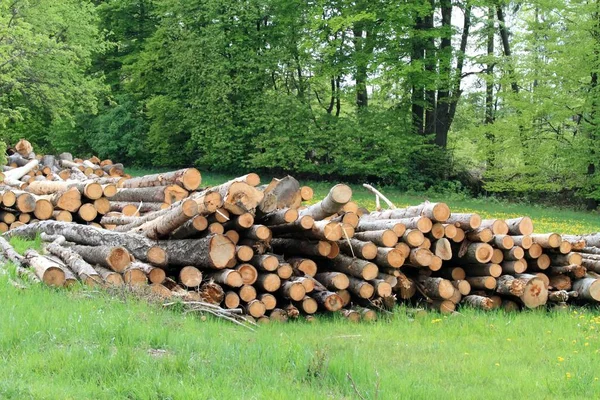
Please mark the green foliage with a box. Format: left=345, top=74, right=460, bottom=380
left=0, top=0, right=106, bottom=150
left=1, top=272, right=600, bottom=398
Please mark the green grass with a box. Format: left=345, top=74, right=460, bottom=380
left=2, top=169, right=598, bottom=398
left=0, top=278, right=599, bottom=399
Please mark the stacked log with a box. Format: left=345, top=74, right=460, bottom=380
left=2, top=142, right=600, bottom=321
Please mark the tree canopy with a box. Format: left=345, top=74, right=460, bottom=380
left=2, top=0, right=600, bottom=207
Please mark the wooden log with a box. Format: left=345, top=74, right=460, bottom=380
left=429, top=223, right=445, bottom=240
left=463, top=263, right=502, bottom=278
left=109, top=201, right=164, bottom=214
left=432, top=238, right=452, bottom=261
left=258, top=293, right=277, bottom=310
left=528, top=255, right=550, bottom=271
left=121, top=168, right=201, bottom=191
left=45, top=238, right=102, bottom=286
left=436, top=267, right=466, bottom=281
left=374, top=247, right=405, bottom=268
left=271, top=239, right=331, bottom=258
left=363, top=202, right=450, bottom=222
left=430, top=300, right=455, bottom=313
left=243, top=300, right=266, bottom=318
left=234, top=263, right=258, bottom=285
left=93, top=197, right=110, bottom=215
left=530, top=233, right=562, bottom=249
left=549, top=275, right=572, bottom=291
left=347, top=277, right=374, bottom=299
left=23, top=249, right=65, bottom=287
left=353, top=230, right=398, bottom=247
left=129, top=261, right=165, bottom=284
left=254, top=273, right=281, bottom=292
left=503, top=246, right=524, bottom=261
left=466, top=228, right=493, bottom=243
left=179, top=266, right=203, bottom=287
left=420, top=277, right=454, bottom=300
left=551, top=252, right=583, bottom=266
left=446, top=213, right=481, bottom=230
left=526, top=243, right=543, bottom=259
left=242, top=225, right=271, bottom=241
left=559, top=241, right=572, bottom=254
left=548, top=264, right=587, bottom=279
left=337, top=238, right=377, bottom=260
left=213, top=179, right=264, bottom=215
left=402, top=229, right=425, bottom=247
left=223, top=291, right=241, bottom=309
left=69, top=244, right=131, bottom=273
left=205, top=269, right=243, bottom=288
left=315, top=272, right=350, bottom=291
left=260, top=208, right=299, bottom=226
left=514, top=275, right=549, bottom=308
left=502, top=259, right=528, bottom=274
left=77, top=204, right=97, bottom=222
left=109, top=185, right=188, bottom=204
left=572, top=278, right=600, bottom=302
left=276, top=262, right=293, bottom=279
left=371, top=279, right=393, bottom=296
left=330, top=254, right=378, bottom=280
left=249, top=254, right=279, bottom=272
left=466, top=276, right=497, bottom=290
left=159, top=235, right=235, bottom=268
left=443, top=224, right=457, bottom=239
left=279, top=281, right=306, bottom=301
left=355, top=219, right=406, bottom=236
left=460, top=243, right=494, bottom=264
left=408, top=248, right=433, bottom=267
left=505, top=217, right=534, bottom=235
left=288, top=258, right=317, bottom=277
left=123, top=266, right=148, bottom=286
left=297, top=184, right=352, bottom=221
left=310, top=290, right=343, bottom=312
left=480, top=219, right=509, bottom=235
left=493, top=235, right=515, bottom=250
left=238, top=285, right=257, bottom=302
left=169, top=215, right=209, bottom=239
left=394, top=242, right=411, bottom=258
left=131, top=198, right=198, bottom=239
left=452, top=279, right=471, bottom=295
left=462, top=295, right=494, bottom=310
left=258, top=176, right=301, bottom=213
left=495, top=275, right=525, bottom=296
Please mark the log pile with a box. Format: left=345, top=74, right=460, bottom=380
left=2, top=140, right=600, bottom=323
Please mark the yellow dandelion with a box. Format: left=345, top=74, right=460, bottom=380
left=507, top=338, right=512, bottom=342
left=495, top=363, right=500, bottom=366
left=566, top=372, right=572, bottom=379
left=558, top=357, right=565, bottom=362
left=585, top=343, right=590, bottom=346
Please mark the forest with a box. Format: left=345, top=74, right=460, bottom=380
left=1, top=0, right=599, bottom=208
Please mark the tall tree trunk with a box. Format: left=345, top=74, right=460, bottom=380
left=496, top=5, right=519, bottom=93
left=424, top=0, right=436, bottom=136
left=434, top=0, right=453, bottom=148
left=411, top=15, right=425, bottom=135
left=486, top=7, right=496, bottom=168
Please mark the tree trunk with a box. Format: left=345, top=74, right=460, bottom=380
left=23, top=249, right=65, bottom=286
left=120, top=168, right=201, bottom=191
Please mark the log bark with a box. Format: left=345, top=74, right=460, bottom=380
left=314, top=272, right=350, bottom=291
left=270, top=239, right=331, bottom=258
left=159, top=234, right=235, bottom=268
left=479, top=219, right=509, bottom=235
left=259, top=208, right=299, bottom=226
left=130, top=199, right=198, bottom=239
left=352, top=230, right=398, bottom=247
left=121, top=168, right=201, bottom=191
left=205, top=269, right=243, bottom=288
left=572, top=278, right=600, bottom=302
left=446, top=213, right=481, bottom=230
left=298, top=184, right=352, bottom=220
left=363, top=202, right=450, bottom=222
left=279, top=281, right=306, bottom=301
left=68, top=244, right=131, bottom=273
left=287, top=257, right=318, bottom=277
left=374, top=247, right=405, bottom=268
left=45, top=238, right=102, bottom=286
left=463, top=263, right=502, bottom=277
left=548, top=264, right=587, bottom=279
left=258, top=176, right=301, bottom=213
left=530, top=233, right=562, bottom=248
left=420, top=277, right=454, bottom=300
left=337, top=238, right=377, bottom=260
left=347, top=277, right=374, bottom=299
left=23, top=249, right=65, bottom=286
left=462, top=295, right=494, bottom=310
left=110, top=185, right=188, bottom=204
left=505, top=217, right=534, bottom=235
left=466, top=276, right=496, bottom=290
left=329, top=254, right=378, bottom=280
left=495, top=275, right=525, bottom=296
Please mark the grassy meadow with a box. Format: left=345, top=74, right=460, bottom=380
left=1, top=171, right=600, bottom=399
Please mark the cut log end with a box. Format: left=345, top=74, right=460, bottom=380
left=209, top=234, right=236, bottom=269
